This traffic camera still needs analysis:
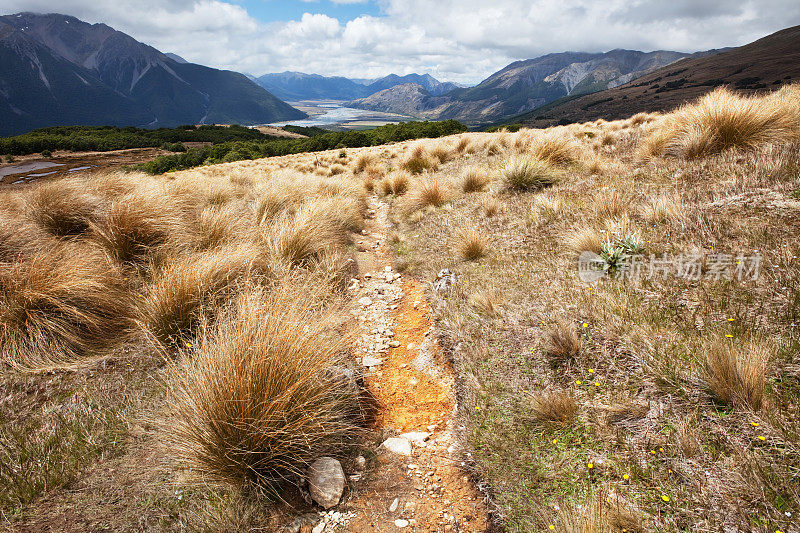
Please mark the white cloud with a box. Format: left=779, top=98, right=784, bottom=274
left=1, top=0, right=798, bottom=84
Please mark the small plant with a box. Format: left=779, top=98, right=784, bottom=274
left=40, top=150, right=52, bottom=158
left=400, top=153, right=437, bottom=174
left=545, top=320, right=581, bottom=363
left=460, top=167, right=491, bottom=193
left=599, top=232, right=645, bottom=274
left=338, top=149, right=347, bottom=158
left=528, top=389, right=578, bottom=424
left=403, top=178, right=452, bottom=214
left=468, top=289, right=503, bottom=317
left=703, top=339, right=769, bottom=410
left=501, top=157, right=559, bottom=191
left=456, top=225, right=487, bottom=261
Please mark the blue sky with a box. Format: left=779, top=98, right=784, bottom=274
left=240, top=0, right=381, bottom=24
left=3, top=0, right=800, bottom=84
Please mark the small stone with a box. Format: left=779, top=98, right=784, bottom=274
left=354, top=455, right=366, bottom=470
left=348, top=474, right=361, bottom=482
left=307, top=457, right=345, bottom=509
left=384, top=266, right=392, bottom=272
left=312, top=523, right=325, bottom=533
left=394, top=519, right=409, bottom=528
left=382, top=437, right=412, bottom=455
left=400, top=432, right=430, bottom=444
left=362, top=355, right=382, bottom=367
left=389, top=497, right=399, bottom=512
left=389, top=340, right=400, bottom=347
left=358, top=296, right=372, bottom=307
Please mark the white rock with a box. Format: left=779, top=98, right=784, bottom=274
left=389, top=340, right=400, bottom=347
left=312, top=523, right=326, bottom=533
left=307, top=457, right=345, bottom=509
left=394, top=519, right=409, bottom=528
left=389, top=497, right=399, bottom=512
left=354, top=455, right=366, bottom=470
left=363, top=355, right=382, bottom=367
left=400, top=432, right=430, bottom=444
left=358, top=297, right=372, bottom=307
left=382, top=437, right=412, bottom=455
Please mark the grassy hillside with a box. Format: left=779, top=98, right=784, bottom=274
left=0, top=84, right=798, bottom=531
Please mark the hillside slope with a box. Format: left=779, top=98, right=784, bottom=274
left=348, top=50, right=689, bottom=125
left=517, top=25, right=800, bottom=127
left=0, top=13, right=306, bottom=136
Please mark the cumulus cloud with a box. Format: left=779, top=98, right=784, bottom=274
left=1, top=0, right=798, bottom=84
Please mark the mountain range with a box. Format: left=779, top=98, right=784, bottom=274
left=253, top=71, right=459, bottom=101
left=346, top=49, right=695, bottom=125
left=516, top=25, right=800, bottom=128
left=0, top=13, right=306, bottom=136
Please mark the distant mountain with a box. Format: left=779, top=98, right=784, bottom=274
left=347, top=49, right=692, bottom=125
left=254, top=71, right=460, bottom=101
left=0, top=12, right=306, bottom=136
left=517, top=25, right=800, bottom=128
left=255, top=71, right=371, bottom=101
left=366, top=73, right=460, bottom=96
left=164, top=52, right=188, bottom=64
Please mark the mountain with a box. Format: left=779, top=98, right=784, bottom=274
left=164, top=52, right=188, bottom=64
left=347, top=49, right=691, bottom=126
left=255, top=71, right=371, bottom=101
left=0, top=12, right=306, bottom=136
left=253, top=71, right=460, bottom=101
left=516, top=25, right=800, bottom=128
left=366, top=73, right=460, bottom=96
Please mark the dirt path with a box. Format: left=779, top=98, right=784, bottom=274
left=330, top=195, right=490, bottom=532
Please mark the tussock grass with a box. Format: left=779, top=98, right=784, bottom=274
left=468, top=289, right=503, bottom=317
left=353, top=153, right=375, bottom=173
left=501, top=156, right=559, bottom=191
left=403, top=178, right=452, bottom=214
left=528, top=389, right=578, bottom=424
left=379, top=170, right=411, bottom=196
left=24, top=178, right=103, bottom=238
left=460, top=167, right=491, bottom=193
left=165, top=283, right=360, bottom=489
left=0, top=245, right=134, bottom=368
left=703, top=339, right=769, bottom=411
left=401, top=152, right=438, bottom=174
left=455, top=225, right=487, bottom=261
left=90, top=190, right=191, bottom=267
left=428, top=141, right=455, bottom=164
left=479, top=194, right=502, bottom=217
left=0, top=206, right=50, bottom=262
left=593, top=189, right=627, bottom=220
left=545, top=320, right=581, bottom=363
left=140, top=244, right=272, bottom=348
left=198, top=203, right=253, bottom=249
left=641, top=194, right=685, bottom=224
left=529, top=193, right=563, bottom=225
left=565, top=226, right=603, bottom=254
left=643, top=85, right=800, bottom=158
left=527, top=132, right=581, bottom=165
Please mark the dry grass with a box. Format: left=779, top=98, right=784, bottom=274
left=165, top=283, right=360, bottom=490
left=24, top=178, right=104, bottom=238
left=501, top=156, right=560, bottom=191
left=703, top=339, right=769, bottom=411
left=641, top=194, right=685, bottom=224
left=643, top=85, right=800, bottom=158
left=353, top=153, right=375, bottom=173
left=0, top=245, right=134, bottom=368
left=468, top=289, right=504, bottom=317
left=460, top=166, right=491, bottom=193
left=379, top=170, right=411, bottom=196
left=403, top=178, right=452, bottom=214
left=139, top=244, right=272, bottom=348
left=529, top=193, right=563, bottom=225
left=400, top=153, right=438, bottom=174
left=565, top=226, right=603, bottom=254
left=527, top=132, right=581, bottom=165
left=545, top=320, right=582, bottom=363
left=428, top=142, right=455, bottom=164
left=528, top=389, right=578, bottom=424
left=593, top=189, right=628, bottom=220
left=455, top=225, right=487, bottom=261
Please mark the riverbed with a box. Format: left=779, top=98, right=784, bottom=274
left=268, top=101, right=414, bottom=130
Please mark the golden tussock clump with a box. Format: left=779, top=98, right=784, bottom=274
left=402, top=178, right=453, bottom=214
left=198, top=203, right=255, bottom=250
left=565, top=226, right=603, bottom=255
left=89, top=188, right=193, bottom=267
left=460, top=166, right=491, bottom=193
left=455, top=225, right=487, bottom=261
left=642, top=85, right=800, bottom=158
left=545, top=319, right=582, bottom=363
left=640, top=193, right=686, bottom=224
left=400, top=145, right=438, bottom=174
left=23, top=178, right=105, bottom=238
left=0, top=245, right=135, bottom=369
left=528, top=389, right=578, bottom=424
left=500, top=156, right=560, bottom=191
left=468, top=289, right=504, bottom=317
left=379, top=170, right=411, bottom=196
left=593, top=189, right=628, bottom=221
left=165, top=283, right=361, bottom=490
left=703, top=339, right=769, bottom=411
left=139, top=244, right=273, bottom=348
left=353, top=152, right=376, bottom=173
left=428, top=141, right=455, bottom=164
left=526, top=132, right=581, bottom=165
left=478, top=194, right=502, bottom=218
